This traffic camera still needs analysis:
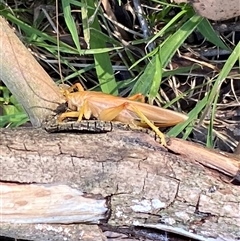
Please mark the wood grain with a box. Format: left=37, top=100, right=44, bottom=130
left=1, top=127, right=240, bottom=240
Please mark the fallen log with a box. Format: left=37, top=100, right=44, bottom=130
left=1, top=127, right=240, bottom=241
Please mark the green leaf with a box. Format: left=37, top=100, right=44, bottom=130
left=0, top=113, right=29, bottom=128
left=201, top=40, right=240, bottom=129
left=131, top=14, right=203, bottom=96
left=147, top=9, right=188, bottom=49
left=197, top=18, right=230, bottom=51
left=61, top=0, right=81, bottom=53
left=149, top=49, right=162, bottom=103
left=130, top=56, right=156, bottom=95
left=81, top=0, right=118, bottom=95
left=160, top=14, right=203, bottom=67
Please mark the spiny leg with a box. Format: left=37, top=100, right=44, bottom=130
left=98, top=102, right=167, bottom=146
left=128, top=104, right=167, bottom=146
left=58, top=100, right=91, bottom=122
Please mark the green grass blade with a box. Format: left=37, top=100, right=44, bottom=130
left=0, top=9, right=80, bottom=52
left=130, top=47, right=160, bottom=95
left=81, top=0, right=118, bottom=95
left=160, top=14, right=203, bottom=67
left=169, top=41, right=240, bottom=139
left=147, top=9, right=188, bottom=49
left=69, top=0, right=90, bottom=8
left=130, top=56, right=157, bottom=95
left=35, top=41, right=122, bottom=54
left=131, top=14, right=203, bottom=96
left=167, top=94, right=208, bottom=137
left=202, top=41, right=240, bottom=121
left=149, top=49, right=162, bottom=103
left=197, top=18, right=230, bottom=51
left=1, top=8, right=123, bottom=56
left=61, top=0, right=81, bottom=53
left=202, top=41, right=240, bottom=145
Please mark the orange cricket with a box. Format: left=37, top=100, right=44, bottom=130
left=58, top=83, right=188, bottom=145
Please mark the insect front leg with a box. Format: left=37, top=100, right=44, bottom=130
left=58, top=100, right=91, bottom=122
left=58, top=111, right=81, bottom=122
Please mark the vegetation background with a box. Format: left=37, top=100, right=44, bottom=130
left=0, top=0, right=239, bottom=153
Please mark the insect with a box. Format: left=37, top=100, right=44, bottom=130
left=58, top=83, right=188, bottom=146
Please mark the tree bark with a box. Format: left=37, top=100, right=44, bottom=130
left=1, top=127, right=240, bottom=241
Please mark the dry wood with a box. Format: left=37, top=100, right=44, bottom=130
left=167, top=138, right=240, bottom=181
left=44, top=118, right=240, bottom=180
left=0, top=223, right=106, bottom=241
left=1, top=127, right=240, bottom=241
left=1, top=182, right=107, bottom=223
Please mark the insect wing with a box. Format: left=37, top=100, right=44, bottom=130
left=126, top=100, right=188, bottom=127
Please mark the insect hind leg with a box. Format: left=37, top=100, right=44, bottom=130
left=99, top=102, right=166, bottom=146
left=99, top=103, right=128, bottom=121
left=128, top=103, right=167, bottom=146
